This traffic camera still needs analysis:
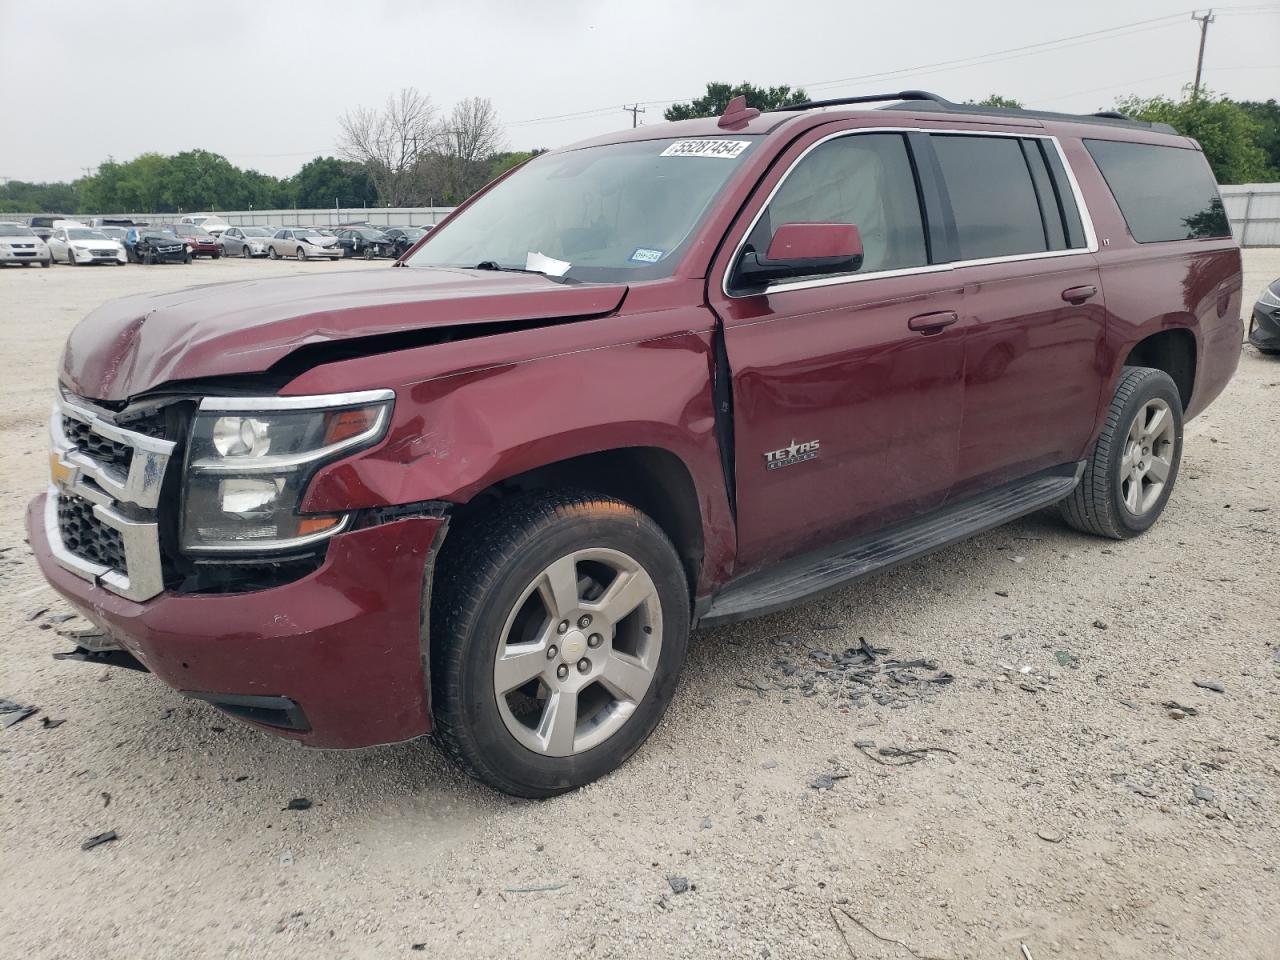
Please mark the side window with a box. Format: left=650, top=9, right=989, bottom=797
left=747, top=132, right=928, bottom=277
left=931, top=134, right=1049, bottom=260
left=1084, top=139, right=1229, bottom=242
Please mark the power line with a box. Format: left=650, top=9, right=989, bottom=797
left=622, top=104, right=646, bottom=128
left=504, top=9, right=1210, bottom=128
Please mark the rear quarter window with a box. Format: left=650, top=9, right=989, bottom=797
left=1084, top=139, right=1229, bottom=242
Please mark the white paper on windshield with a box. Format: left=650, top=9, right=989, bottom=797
left=526, top=251, right=572, bottom=276
left=660, top=140, right=750, bottom=159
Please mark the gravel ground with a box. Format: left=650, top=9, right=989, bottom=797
left=1, top=252, right=1278, bottom=959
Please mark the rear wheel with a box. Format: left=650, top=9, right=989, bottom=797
left=431, top=492, right=690, bottom=798
left=1060, top=366, right=1183, bottom=539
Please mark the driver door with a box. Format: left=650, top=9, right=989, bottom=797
left=708, top=127, right=966, bottom=574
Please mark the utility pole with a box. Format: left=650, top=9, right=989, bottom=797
left=1191, top=9, right=1214, bottom=98
left=623, top=104, right=646, bottom=128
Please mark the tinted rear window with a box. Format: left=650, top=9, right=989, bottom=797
left=931, top=135, right=1049, bottom=260
left=1084, top=140, right=1229, bottom=242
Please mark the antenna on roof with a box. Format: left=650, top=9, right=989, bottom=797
left=718, top=95, right=761, bottom=130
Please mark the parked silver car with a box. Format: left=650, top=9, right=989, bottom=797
left=219, top=226, right=273, bottom=258
left=267, top=227, right=342, bottom=261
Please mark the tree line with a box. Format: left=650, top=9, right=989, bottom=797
left=3, top=83, right=1276, bottom=217
left=0, top=88, right=536, bottom=216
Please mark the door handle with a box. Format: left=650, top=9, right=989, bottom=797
left=1061, top=284, right=1098, bottom=304
left=907, top=310, right=959, bottom=334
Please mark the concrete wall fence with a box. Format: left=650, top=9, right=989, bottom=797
left=8, top=186, right=1279, bottom=245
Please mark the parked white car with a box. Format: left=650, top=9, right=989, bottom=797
left=218, top=226, right=273, bottom=258
left=0, top=221, right=52, bottom=267
left=47, top=226, right=127, bottom=265
left=267, top=227, right=342, bottom=260
left=181, top=214, right=230, bottom=235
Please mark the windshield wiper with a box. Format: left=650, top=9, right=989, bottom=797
left=472, top=260, right=574, bottom=283
left=474, top=260, right=539, bottom=273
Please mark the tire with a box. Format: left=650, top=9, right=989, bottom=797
left=241, top=245, right=250, bottom=259
left=268, top=246, right=278, bottom=260
left=68, top=249, right=77, bottom=266
left=1060, top=366, right=1184, bottom=539
left=40, top=259, right=50, bottom=268
left=184, top=251, right=192, bottom=264
left=363, top=245, right=373, bottom=260
left=296, top=246, right=306, bottom=261
left=212, top=251, right=220, bottom=260
left=430, top=492, right=691, bottom=798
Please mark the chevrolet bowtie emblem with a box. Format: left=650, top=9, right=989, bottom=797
left=49, top=452, right=76, bottom=488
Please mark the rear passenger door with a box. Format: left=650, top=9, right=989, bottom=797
left=927, top=132, right=1106, bottom=496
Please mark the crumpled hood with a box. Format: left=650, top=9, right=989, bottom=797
left=61, top=267, right=628, bottom=402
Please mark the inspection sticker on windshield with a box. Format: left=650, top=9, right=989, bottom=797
left=660, top=139, right=750, bottom=159
left=630, top=247, right=664, bottom=263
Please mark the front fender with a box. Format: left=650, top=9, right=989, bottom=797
left=295, top=321, right=734, bottom=588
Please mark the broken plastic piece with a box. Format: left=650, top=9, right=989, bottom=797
left=81, top=830, right=118, bottom=851
left=0, top=698, right=37, bottom=728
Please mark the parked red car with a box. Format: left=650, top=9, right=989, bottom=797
left=161, top=222, right=221, bottom=258
left=30, top=92, right=1242, bottom=797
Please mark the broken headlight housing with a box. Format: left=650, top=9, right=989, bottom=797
left=181, top=389, right=393, bottom=554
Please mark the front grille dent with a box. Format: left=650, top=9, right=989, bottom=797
left=57, top=495, right=126, bottom=570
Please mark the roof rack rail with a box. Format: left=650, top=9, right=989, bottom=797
left=775, top=91, right=1178, bottom=135
left=779, top=90, right=949, bottom=111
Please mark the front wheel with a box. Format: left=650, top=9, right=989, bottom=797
left=1060, top=366, right=1184, bottom=539
left=68, top=249, right=77, bottom=266
left=431, top=492, right=690, bottom=798
left=296, top=246, right=306, bottom=261
left=241, top=245, right=250, bottom=259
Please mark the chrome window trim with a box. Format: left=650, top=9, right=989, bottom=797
left=720, top=127, right=1099, bottom=300
left=198, top=388, right=395, bottom=412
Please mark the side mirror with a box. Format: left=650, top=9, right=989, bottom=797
left=734, top=222, right=863, bottom=289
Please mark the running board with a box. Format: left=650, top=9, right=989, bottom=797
left=701, top=462, right=1083, bottom=626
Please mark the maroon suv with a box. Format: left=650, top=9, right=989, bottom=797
left=163, top=223, right=221, bottom=259
left=29, top=92, right=1242, bottom=797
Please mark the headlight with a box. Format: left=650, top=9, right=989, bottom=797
left=181, top=389, right=393, bottom=553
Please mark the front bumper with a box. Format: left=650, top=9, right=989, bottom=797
left=27, top=492, right=445, bottom=748
left=1249, top=302, right=1280, bottom=352
left=0, top=245, right=48, bottom=262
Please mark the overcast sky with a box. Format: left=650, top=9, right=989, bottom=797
left=2, top=0, right=1277, bottom=183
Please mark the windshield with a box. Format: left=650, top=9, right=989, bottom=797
left=68, top=229, right=110, bottom=241
left=242, top=227, right=270, bottom=237
left=357, top=229, right=385, bottom=239
left=0, top=224, right=35, bottom=237
left=406, top=136, right=759, bottom=281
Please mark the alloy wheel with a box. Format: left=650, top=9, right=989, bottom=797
left=1121, top=398, right=1175, bottom=516
left=493, top=548, right=663, bottom=757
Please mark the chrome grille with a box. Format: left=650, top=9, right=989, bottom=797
left=47, top=393, right=176, bottom=602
